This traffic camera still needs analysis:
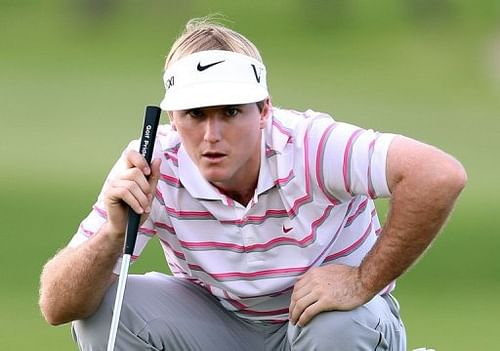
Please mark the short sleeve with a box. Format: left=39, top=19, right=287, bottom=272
left=316, top=121, right=397, bottom=200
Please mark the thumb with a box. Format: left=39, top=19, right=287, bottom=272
left=140, top=158, right=162, bottom=226
left=148, top=158, right=162, bottom=192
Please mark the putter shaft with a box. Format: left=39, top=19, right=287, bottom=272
left=106, top=254, right=131, bottom=351
left=105, top=106, right=161, bottom=350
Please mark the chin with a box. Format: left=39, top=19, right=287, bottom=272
left=201, top=170, right=230, bottom=184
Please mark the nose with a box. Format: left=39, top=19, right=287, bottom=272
left=204, top=115, right=222, bottom=143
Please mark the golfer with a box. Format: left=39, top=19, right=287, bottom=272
left=39, top=18, right=466, bottom=351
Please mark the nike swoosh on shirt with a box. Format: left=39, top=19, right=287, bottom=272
left=282, top=225, right=293, bottom=233
left=197, top=60, right=225, bottom=71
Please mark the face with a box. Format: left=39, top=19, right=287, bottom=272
left=170, top=100, right=270, bottom=192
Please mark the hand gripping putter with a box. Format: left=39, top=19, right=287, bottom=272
left=106, top=106, right=161, bottom=351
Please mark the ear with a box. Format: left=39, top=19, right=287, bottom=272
left=168, top=111, right=177, bottom=131
left=259, top=97, right=272, bottom=129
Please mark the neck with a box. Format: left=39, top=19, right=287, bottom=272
left=213, top=179, right=257, bottom=206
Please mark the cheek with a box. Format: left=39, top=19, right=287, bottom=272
left=175, top=127, right=200, bottom=151
left=235, top=124, right=261, bottom=150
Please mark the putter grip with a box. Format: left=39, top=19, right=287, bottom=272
left=124, top=106, right=161, bottom=255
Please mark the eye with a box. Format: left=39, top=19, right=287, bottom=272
left=225, top=106, right=240, bottom=117
left=187, top=108, right=204, bottom=119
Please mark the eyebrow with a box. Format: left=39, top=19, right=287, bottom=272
left=184, top=104, right=245, bottom=113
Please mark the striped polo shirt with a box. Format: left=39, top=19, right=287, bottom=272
left=70, top=107, right=396, bottom=323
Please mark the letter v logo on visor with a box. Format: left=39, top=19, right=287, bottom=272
left=160, top=50, right=269, bottom=111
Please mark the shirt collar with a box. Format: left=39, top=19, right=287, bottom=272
left=264, top=110, right=293, bottom=154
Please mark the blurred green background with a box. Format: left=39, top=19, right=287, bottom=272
left=1, top=0, right=499, bottom=349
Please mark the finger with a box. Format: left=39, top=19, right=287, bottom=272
left=291, top=282, right=311, bottom=300
left=107, top=187, right=144, bottom=215
left=120, top=167, right=151, bottom=195
left=297, top=301, right=324, bottom=327
left=289, top=291, right=317, bottom=325
left=125, top=150, right=151, bottom=175
left=111, top=180, right=150, bottom=214
left=289, top=283, right=312, bottom=314
left=292, top=273, right=309, bottom=291
left=120, top=159, right=161, bottom=211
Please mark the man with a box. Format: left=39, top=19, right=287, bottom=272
left=39, top=19, right=466, bottom=350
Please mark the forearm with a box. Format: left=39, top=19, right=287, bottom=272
left=359, top=139, right=467, bottom=296
left=39, top=223, right=122, bottom=325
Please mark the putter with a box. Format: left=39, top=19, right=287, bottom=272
left=106, top=106, right=161, bottom=351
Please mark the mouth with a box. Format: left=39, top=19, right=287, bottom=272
left=202, top=151, right=227, bottom=161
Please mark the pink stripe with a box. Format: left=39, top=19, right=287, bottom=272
left=189, top=265, right=308, bottom=280
left=316, top=123, right=341, bottom=204
left=225, top=284, right=294, bottom=300
left=154, top=221, right=176, bottom=234
left=275, top=169, right=294, bottom=186
left=160, top=173, right=181, bottom=187
left=93, top=205, right=107, bottom=219
left=222, top=291, right=289, bottom=321
left=272, top=118, right=293, bottom=140
left=223, top=295, right=248, bottom=309
left=324, top=211, right=375, bottom=262
left=163, top=143, right=180, bottom=162
left=179, top=239, right=243, bottom=251
left=345, top=198, right=368, bottom=227
left=165, top=206, right=215, bottom=219
left=155, top=189, right=165, bottom=204
left=220, top=208, right=288, bottom=226
left=179, top=233, right=312, bottom=252
left=166, top=143, right=181, bottom=153
left=79, top=224, right=95, bottom=237
left=367, top=137, right=377, bottom=198
left=286, top=193, right=312, bottom=218
left=265, top=146, right=277, bottom=158
left=168, top=261, right=188, bottom=275
left=139, top=227, right=157, bottom=235
left=159, top=237, right=186, bottom=260
left=163, top=151, right=178, bottom=163
left=246, top=233, right=313, bottom=250
left=342, top=129, right=363, bottom=194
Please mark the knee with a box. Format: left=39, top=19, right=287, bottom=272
left=71, top=285, right=116, bottom=349
left=289, top=309, right=382, bottom=351
left=311, top=309, right=357, bottom=337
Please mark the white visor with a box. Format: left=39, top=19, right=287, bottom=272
left=160, top=50, right=268, bottom=111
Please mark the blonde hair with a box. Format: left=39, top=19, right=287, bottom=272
left=165, top=17, right=263, bottom=69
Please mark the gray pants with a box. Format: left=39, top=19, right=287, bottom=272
left=72, top=272, right=406, bottom=350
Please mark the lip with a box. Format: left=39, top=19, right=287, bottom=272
left=201, top=151, right=227, bottom=162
